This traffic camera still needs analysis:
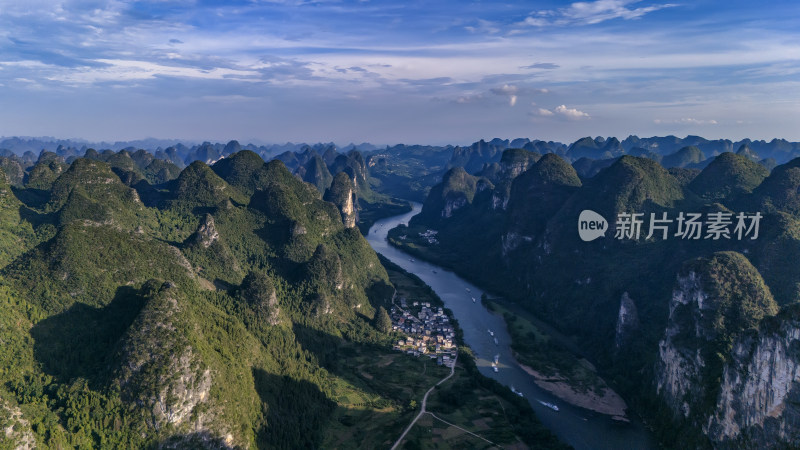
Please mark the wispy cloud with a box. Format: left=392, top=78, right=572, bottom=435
left=478, top=84, right=549, bottom=106
left=46, top=59, right=262, bottom=85
left=0, top=0, right=798, bottom=143
left=464, top=19, right=500, bottom=34
left=521, top=0, right=676, bottom=27
left=521, top=62, right=560, bottom=70
left=654, top=117, right=718, bottom=125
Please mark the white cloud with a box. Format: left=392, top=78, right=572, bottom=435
left=521, top=0, right=676, bottom=27
left=654, top=117, right=718, bottom=125
left=522, top=17, right=549, bottom=27
left=532, top=105, right=590, bottom=119
left=565, top=0, right=676, bottom=24
left=465, top=19, right=500, bottom=34
left=45, top=59, right=261, bottom=84
left=554, top=104, right=591, bottom=119
left=0, top=0, right=798, bottom=144
left=490, top=84, right=517, bottom=106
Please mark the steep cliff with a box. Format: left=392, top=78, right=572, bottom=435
left=324, top=171, right=358, bottom=228
left=294, top=154, right=333, bottom=193
left=705, top=308, right=800, bottom=447
left=114, top=281, right=220, bottom=441
left=418, top=167, right=488, bottom=220
left=614, top=292, right=640, bottom=351
left=502, top=153, right=581, bottom=256
left=654, top=252, right=800, bottom=447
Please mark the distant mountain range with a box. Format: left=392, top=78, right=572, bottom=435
left=3, top=134, right=799, bottom=166
left=4, top=133, right=800, bottom=223
left=0, top=137, right=379, bottom=168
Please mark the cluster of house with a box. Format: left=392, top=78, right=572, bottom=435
left=391, top=298, right=457, bottom=367
left=418, top=229, right=439, bottom=245
left=394, top=229, right=438, bottom=245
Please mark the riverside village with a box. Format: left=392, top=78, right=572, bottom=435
left=390, top=296, right=457, bottom=368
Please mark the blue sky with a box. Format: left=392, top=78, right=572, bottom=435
left=1, top=0, right=799, bottom=145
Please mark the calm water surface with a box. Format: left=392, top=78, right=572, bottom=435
left=366, top=203, right=658, bottom=450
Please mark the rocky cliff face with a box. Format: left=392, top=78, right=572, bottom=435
left=418, top=167, right=485, bottom=221
left=239, top=271, right=282, bottom=326
left=705, top=316, right=800, bottom=447
left=656, top=271, right=710, bottom=419
left=324, top=172, right=358, bottom=228
left=614, top=292, right=640, bottom=350
left=295, top=154, right=333, bottom=193
left=498, top=148, right=540, bottom=180
left=193, top=213, right=220, bottom=248
left=1, top=398, right=35, bottom=450
left=442, top=193, right=468, bottom=218
left=338, top=188, right=357, bottom=228
left=655, top=253, right=800, bottom=447
left=115, top=281, right=219, bottom=439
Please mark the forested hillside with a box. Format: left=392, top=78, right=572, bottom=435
left=0, top=151, right=560, bottom=448
left=391, top=149, right=800, bottom=448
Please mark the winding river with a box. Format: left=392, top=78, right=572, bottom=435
left=366, top=203, right=657, bottom=450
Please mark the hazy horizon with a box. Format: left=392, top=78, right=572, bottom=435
left=7, top=132, right=800, bottom=153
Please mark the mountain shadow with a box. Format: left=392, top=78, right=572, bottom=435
left=252, top=368, right=336, bottom=449
left=30, top=285, right=146, bottom=388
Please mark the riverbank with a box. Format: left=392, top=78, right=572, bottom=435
left=366, top=203, right=657, bottom=449
left=379, top=255, right=567, bottom=449
left=485, top=299, right=631, bottom=421
left=356, top=197, right=412, bottom=235
left=518, top=363, right=629, bottom=421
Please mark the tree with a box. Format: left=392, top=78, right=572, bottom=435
left=375, top=306, right=392, bottom=333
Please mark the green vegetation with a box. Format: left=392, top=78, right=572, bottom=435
left=753, top=157, right=800, bottom=216
left=421, top=167, right=483, bottom=218
left=585, top=155, right=685, bottom=214
left=380, top=256, right=566, bottom=450
left=392, top=150, right=800, bottom=448
left=688, top=152, right=769, bottom=201
left=486, top=300, right=602, bottom=393
left=0, top=174, right=36, bottom=268
left=676, top=252, right=778, bottom=413
left=661, top=145, right=706, bottom=168
left=168, top=160, right=249, bottom=210
left=0, top=150, right=564, bottom=449
left=210, top=150, right=272, bottom=197
left=299, top=154, right=334, bottom=193
left=25, top=154, right=68, bottom=191
left=375, top=306, right=392, bottom=333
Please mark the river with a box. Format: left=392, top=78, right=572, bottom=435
left=366, top=203, right=658, bottom=450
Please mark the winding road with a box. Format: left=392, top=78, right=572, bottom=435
left=390, top=353, right=458, bottom=450
left=369, top=205, right=657, bottom=450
